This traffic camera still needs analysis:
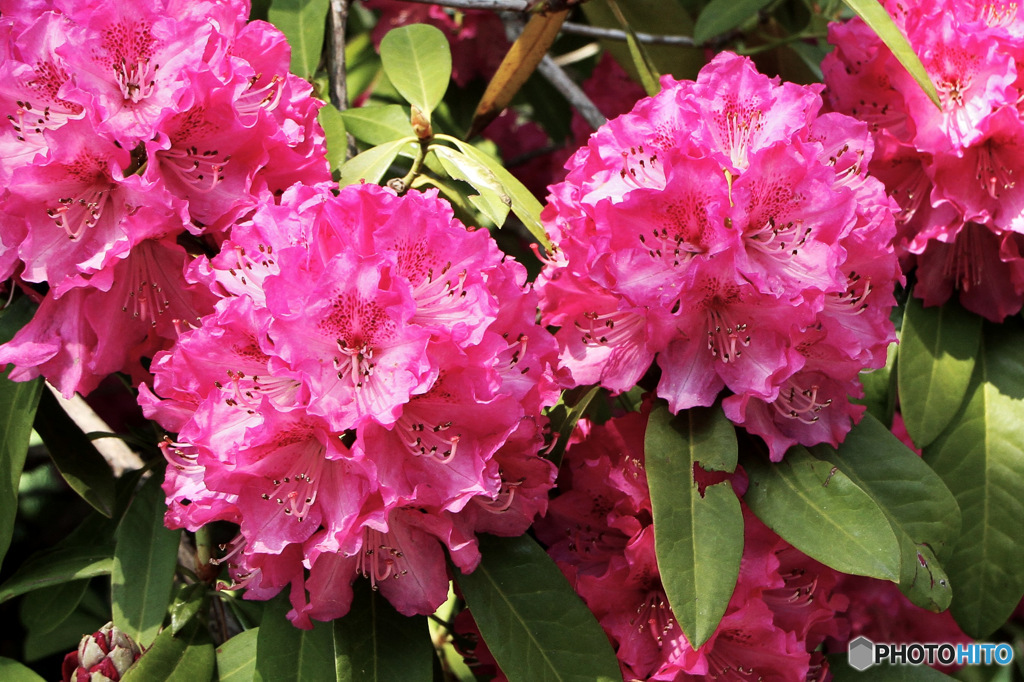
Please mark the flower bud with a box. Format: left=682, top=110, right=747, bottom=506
left=61, top=622, right=142, bottom=682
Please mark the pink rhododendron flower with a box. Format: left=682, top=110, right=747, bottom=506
left=538, top=52, right=899, bottom=460
left=823, top=0, right=1024, bottom=320
left=0, top=0, right=331, bottom=397
left=532, top=409, right=849, bottom=681
left=143, top=183, right=561, bottom=627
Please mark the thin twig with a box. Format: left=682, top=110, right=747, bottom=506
left=560, top=21, right=696, bottom=47
left=393, top=0, right=531, bottom=9
left=328, top=0, right=358, bottom=160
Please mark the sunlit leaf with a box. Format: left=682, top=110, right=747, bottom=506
left=112, top=470, right=181, bottom=648
left=335, top=582, right=432, bottom=681
left=813, top=414, right=960, bottom=611
left=337, top=137, right=416, bottom=187
left=379, top=24, right=451, bottom=119
left=122, top=619, right=215, bottom=682
left=434, top=135, right=550, bottom=251
left=432, top=145, right=511, bottom=227
left=255, top=595, right=337, bottom=682
left=898, top=296, right=981, bottom=448
left=168, top=582, right=207, bottom=636
left=843, top=0, right=941, bottom=106
left=268, top=0, right=329, bottom=80
left=217, top=628, right=259, bottom=682
left=606, top=0, right=660, bottom=95
left=925, top=322, right=1024, bottom=637
left=693, top=0, right=774, bottom=44
left=339, top=105, right=415, bottom=146
left=745, top=446, right=901, bottom=581
left=644, top=404, right=742, bottom=649
left=456, top=534, right=621, bottom=682
left=318, top=102, right=347, bottom=171
left=34, top=388, right=116, bottom=517
left=467, top=9, right=568, bottom=138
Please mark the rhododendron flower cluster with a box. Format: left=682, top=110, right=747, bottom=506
left=141, top=182, right=562, bottom=627
left=532, top=411, right=849, bottom=681
left=537, top=51, right=901, bottom=460
left=0, top=0, right=329, bottom=397
left=823, top=0, right=1024, bottom=321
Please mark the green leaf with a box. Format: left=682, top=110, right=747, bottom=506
left=217, top=628, right=259, bottom=682
left=0, top=296, right=41, bottom=572
left=168, top=582, right=207, bottom=636
left=122, top=619, right=216, bottom=682
left=379, top=24, right=451, bottom=119
left=693, top=0, right=774, bottom=44
left=843, top=0, right=941, bottom=107
left=745, top=446, right=901, bottom=581
left=268, top=0, right=329, bottom=80
left=112, top=470, right=182, bottom=648
left=19, top=578, right=90, bottom=635
left=434, top=135, right=550, bottom=251
left=334, top=582, right=433, bottom=681
left=545, top=385, right=600, bottom=469
left=337, top=137, right=416, bottom=187
left=606, top=0, right=661, bottom=95
left=0, top=543, right=112, bottom=602
left=813, top=413, right=960, bottom=611
left=318, top=102, right=347, bottom=172
left=255, top=594, right=338, bottom=682
left=432, top=145, right=511, bottom=227
left=33, top=388, right=116, bottom=517
left=644, top=405, right=743, bottom=649
left=0, top=657, right=45, bottom=682
left=924, top=322, right=1024, bottom=638
left=339, top=105, right=415, bottom=146
left=898, top=296, right=981, bottom=448
left=857, top=341, right=897, bottom=427
left=455, top=534, right=621, bottom=682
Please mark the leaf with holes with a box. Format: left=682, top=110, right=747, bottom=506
left=645, top=404, right=742, bottom=649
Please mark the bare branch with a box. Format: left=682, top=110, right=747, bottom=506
left=537, top=54, right=606, bottom=130
left=560, top=21, right=696, bottom=47
left=328, top=0, right=358, bottom=160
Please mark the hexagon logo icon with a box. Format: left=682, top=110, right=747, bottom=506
left=848, top=636, right=875, bottom=671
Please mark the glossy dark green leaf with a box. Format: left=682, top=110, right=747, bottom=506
left=0, top=657, right=45, bottom=682
left=693, top=0, right=774, bottom=44
left=318, top=102, right=347, bottom=171
left=34, top=388, right=116, bottom=517
left=857, top=342, right=897, bottom=428
left=112, top=471, right=181, bottom=648
left=898, top=296, right=981, bottom=448
left=339, top=105, right=415, bottom=146
left=22, top=605, right=106, bottom=663
left=432, top=145, right=511, bottom=227
left=334, top=582, right=432, bottom=682
left=455, top=534, right=621, bottom=682
left=379, top=24, right=451, bottom=118
left=843, top=0, right=940, bottom=106
left=745, top=446, right=901, bottom=581
left=644, top=405, right=742, bottom=649
left=255, top=594, right=337, bottom=682
left=338, top=137, right=416, bottom=187
left=828, top=653, right=957, bottom=680
left=434, top=135, right=550, bottom=251
left=122, top=619, right=215, bottom=682
left=169, top=582, right=207, bottom=635
left=0, top=543, right=112, bottom=602
left=0, top=296, right=43, bottom=571
left=813, top=413, right=960, bottom=611
left=268, top=0, right=329, bottom=80
left=216, top=628, right=259, bottom=682
left=19, top=578, right=90, bottom=635
left=924, top=323, right=1024, bottom=638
